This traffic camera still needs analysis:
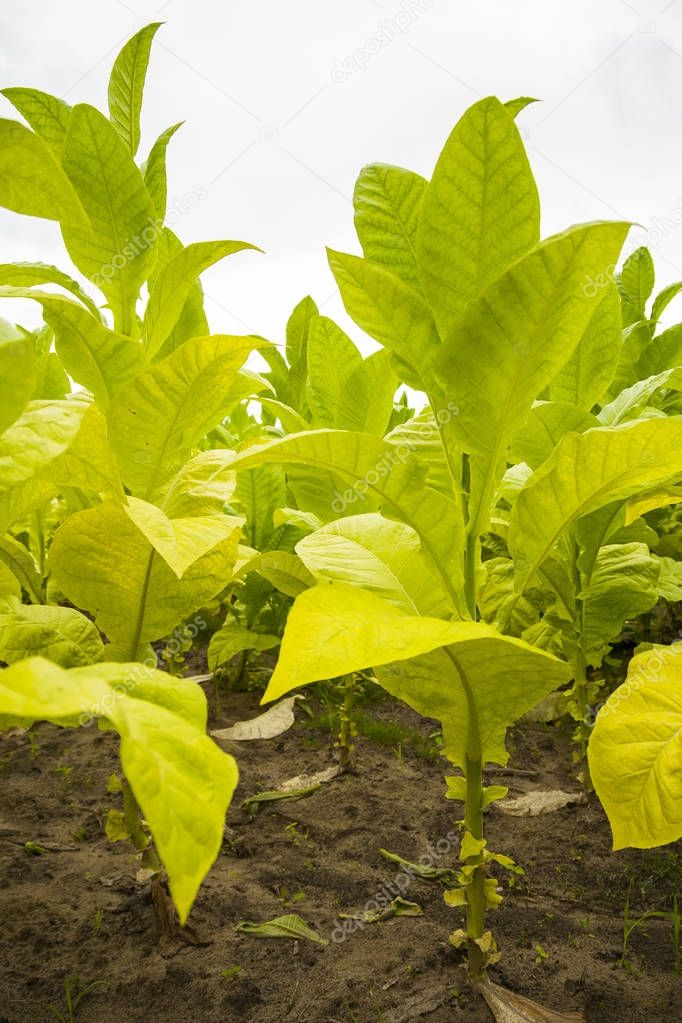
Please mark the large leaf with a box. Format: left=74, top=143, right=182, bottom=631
left=0, top=262, right=101, bottom=319
left=353, top=163, right=427, bottom=290
left=328, top=250, right=441, bottom=392
left=618, top=246, right=654, bottom=323
left=637, top=323, right=682, bottom=377
left=589, top=644, right=682, bottom=849
left=0, top=118, right=86, bottom=226
left=336, top=350, right=398, bottom=435
left=264, top=583, right=570, bottom=769
left=0, top=400, right=86, bottom=491
left=509, top=402, right=599, bottom=470
left=44, top=402, right=124, bottom=499
left=306, top=316, right=361, bottom=427
left=225, top=431, right=465, bottom=614
left=234, top=464, right=286, bottom=549
left=0, top=601, right=104, bottom=667
left=108, top=22, right=162, bottom=156
left=417, top=96, right=540, bottom=336
left=548, top=285, right=621, bottom=409
left=511, top=417, right=682, bottom=591
left=435, top=223, right=630, bottom=459
left=208, top=622, right=280, bottom=671
left=0, top=332, right=35, bottom=433
left=295, top=513, right=450, bottom=617
left=18, top=293, right=145, bottom=406
left=1, top=87, right=71, bottom=155
left=0, top=657, right=238, bottom=923
left=580, top=544, right=660, bottom=664
left=123, top=496, right=243, bottom=578
left=108, top=334, right=260, bottom=497
left=49, top=502, right=241, bottom=660
left=144, top=241, right=260, bottom=358
left=60, top=104, right=157, bottom=331
left=142, top=121, right=183, bottom=220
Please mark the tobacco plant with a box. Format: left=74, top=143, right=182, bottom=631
left=0, top=23, right=264, bottom=922
left=223, top=96, right=640, bottom=979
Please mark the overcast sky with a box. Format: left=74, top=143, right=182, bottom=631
left=3, top=0, right=682, bottom=348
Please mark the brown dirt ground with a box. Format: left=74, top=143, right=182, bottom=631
left=1, top=686, right=681, bottom=1023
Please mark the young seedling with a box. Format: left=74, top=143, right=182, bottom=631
left=47, top=976, right=105, bottom=1023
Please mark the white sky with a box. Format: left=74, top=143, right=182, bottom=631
left=3, top=0, right=682, bottom=349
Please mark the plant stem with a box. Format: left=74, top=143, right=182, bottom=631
left=337, top=673, right=356, bottom=771
left=121, top=778, right=150, bottom=853
left=464, top=751, right=487, bottom=980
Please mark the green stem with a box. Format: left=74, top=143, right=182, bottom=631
left=128, top=551, right=155, bottom=661
left=337, top=674, right=356, bottom=771
left=464, top=752, right=487, bottom=980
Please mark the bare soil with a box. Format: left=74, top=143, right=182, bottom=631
left=1, top=687, right=681, bottom=1022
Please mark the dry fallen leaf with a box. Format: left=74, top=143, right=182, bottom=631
left=496, top=789, right=586, bottom=817
left=211, top=695, right=301, bottom=741
left=279, top=765, right=341, bottom=791
left=476, top=980, right=584, bottom=1022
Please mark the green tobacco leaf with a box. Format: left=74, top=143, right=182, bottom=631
left=417, top=96, right=540, bottom=336
left=511, top=417, right=682, bottom=591
left=49, top=502, right=241, bottom=660
left=235, top=914, right=327, bottom=944
left=124, top=496, right=243, bottom=578
left=296, top=513, right=450, bottom=617
left=264, top=583, right=570, bottom=769
left=581, top=543, right=660, bottom=664
left=263, top=582, right=466, bottom=702
left=239, top=550, right=315, bottom=597
left=208, top=622, right=280, bottom=671
left=549, top=285, right=621, bottom=409
left=111, top=695, right=238, bottom=923
left=0, top=333, right=35, bottom=433
left=0, top=479, right=55, bottom=535
left=0, top=602, right=104, bottom=667
left=108, top=334, right=260, bottom=497
left=0, top=657, right=238, bottom=923
left=504, top=96, right=539, bottom=117
left=161, top=449, right=238, bottom=518
left=353, top=163, right=427, bottom=290
left=285, top=295, right=318, bottom=369
left=36, top=295, right=145, bottom=405
left=234, top=463, right=286, bottom=549
left=144, top=241, right=260, bottom=358
left=509, top=402, right=599, bottom=470
left=60, top=103, right=157, bottom=330
left=1, top=87, right=71, bottom=154
left=0, top=400, right=86, bottom=492
left=618, top=246, right=655, bottom=321
left=143, top=122, right=183, bottom=220
left=225, top=431, right=465, bottom=614
left=435, top=223, right=630, bottom=459
left=0, top=535, right=42, bottom=603
left=0, top=118, right=87, bottom=226
left=0, top=262, right=101, bottom=319
left=336, top=350, right=398, bottom=435
left=589, top=644, right=682, bottom=849
left=328, top=249, right=440, bottom=393
left=306, top=316, right=361, bottom=427
left=651, top=281, right=682, bottom=323
left=598, top=367, right=682, bottom=426
left=108, top=22, right=162, bottom=156
left=44, top=402, right=124, bottom=499
left=637, top=323, right=682, bottom=377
